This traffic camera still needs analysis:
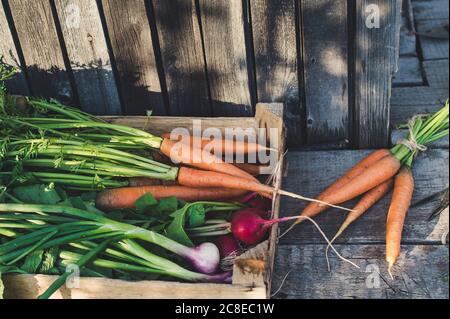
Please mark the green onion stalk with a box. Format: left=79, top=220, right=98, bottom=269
left=390, top=101, right=449, bottom=168
left=0, top=203, right=234, bottom=281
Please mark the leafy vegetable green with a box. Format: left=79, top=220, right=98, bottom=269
left=135, top=193, right=158, bottom=214
left=187, top=204, right=206, bottom=228
left=12, top=184, right=62, bottom=205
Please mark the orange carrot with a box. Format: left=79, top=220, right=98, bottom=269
left=128, top=177, right=178, bottom=187
left=96, top=185, right=248, bottom=211
left=161, top=133, right=269, bottom=155
left=233, top=163, right=264, bottom=176
left=296, top=149, right=391, bottom=224
left=386, top=167, right=414, bottom=279
left=332, top=179, right=394, bottom=242
left=177, top=167, right=353, bottom=212
left=319, top=154, right=400, bottom=207
left=159, top=138, right=256, bottom=181
left=177, top=167, right=274, bottom=197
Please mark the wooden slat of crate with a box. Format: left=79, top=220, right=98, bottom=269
left=3, top=102, right=285, bottom=299
left=3, top=275, right=265, bottom=299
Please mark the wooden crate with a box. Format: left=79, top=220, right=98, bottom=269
left=3, top=102, right=286, bottom=299
left=0, top=0, right=401, bottom=148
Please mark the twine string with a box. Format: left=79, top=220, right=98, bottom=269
left=397, top=114, right=428, bottom=154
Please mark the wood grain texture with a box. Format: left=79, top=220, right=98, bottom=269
left=423, top=59, right=449, bottom=89
left=0, top=2, right=29, bottom=94
left=250, top=0, right=302, bottom=145
left=272, top=244, right=449, bottom=299
left=102, top=0, right=166, bottom=115
left=413, top=0, right=449, bottom=21
left=153, top=0, right=211, bottom=116
left=301, top=0, right=349, bottom=145
left=392, top=57, right=423, bottom=86
left=399, top=0, right=417, bottom=57
left=8, top=0, right=73, bottom=102
left=390, top=86, right=448, bottom=125
left=416, top=19, right=449, bottom=60
left=278, top=149, right=449, bottom=244
left=354, top=0, right=402, bottom=148
left=199, top=0, right=252, bottom=116
left=54, top=0, right=121, bottom=115
left=3, top=274, right=265, bottom=299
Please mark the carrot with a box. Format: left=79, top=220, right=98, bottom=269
left=96, top=185, right=248, bottom=211
left=177, top=167, right=354, bottom=212
left=233, top=163, right=264, bottom=176
left=159, top=138, right=256, bottom=181
left=325, top=179, right=394, bottom=270
left=386, top=167, right=414, bottom=279
left=319, top=154, right=400, bottom=207
left=128, top=177, right=178, bottom=187
left=334, top=179, right=393, bottom=241
left=296, top=149, right=391, bottom=224
left=161, top=133, right=270, bottom=155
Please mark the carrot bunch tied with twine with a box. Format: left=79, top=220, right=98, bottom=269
left=286, top=101, right=448, bottom=278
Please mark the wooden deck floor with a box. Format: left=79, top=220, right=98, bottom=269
left=272, top=0, right=449, bottom=299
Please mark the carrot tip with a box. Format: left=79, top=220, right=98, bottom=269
left=387, top=261, right=395, bottom=280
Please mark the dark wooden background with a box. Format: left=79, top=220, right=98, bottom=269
left=0, top=0, right=401, bottom=148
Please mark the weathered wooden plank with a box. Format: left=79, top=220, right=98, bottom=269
left=279, top=149, right=449, bottom=244
left=413, top=0, right=449, bottom=21
left=423, top=59, right=449, bottom=89
left=354, top=0, right=402, bottom=148
left=301, top=0, right=349, bottom=145
left=399, top=0, right=417, bottom=57
left=198, top=0, right=252, bottom=116
left=390, top=86, right=448, bottom=125
left=102, top=0, right=166, bottom=116
left=250, top=0, right=303, bottom=145
left=0, top=2, right=29, bottom=94
left=272, top=244, right=449, bottom=299
left=416, top=19, right=449, bottom=60
left=8, top=0, right=73, bottom=102
left=54, top=0, right=121, bottom=115
left=4, top=274, right=265, bottom=299
left=392, top=57, right=423, bottom=86
left=392, top=129, right=449, bottom=149
left=152, top=0, right=211, bottom=116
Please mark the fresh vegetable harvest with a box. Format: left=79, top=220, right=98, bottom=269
left=293, top=102, right=448, bottom=276
left=385, top=168, right=414, bottom=278
left=295, top=149, right=391, bottom=224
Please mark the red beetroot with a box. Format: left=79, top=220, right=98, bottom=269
left=231, top=208, right=297, bottom=245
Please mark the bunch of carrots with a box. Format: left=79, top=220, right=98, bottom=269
left=290, top=101, right=449, bottom=278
